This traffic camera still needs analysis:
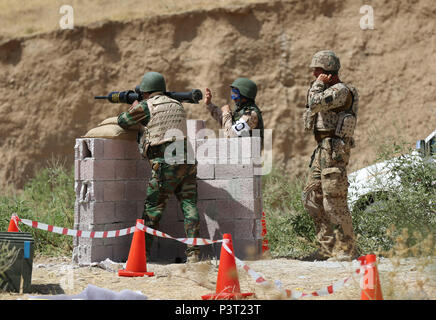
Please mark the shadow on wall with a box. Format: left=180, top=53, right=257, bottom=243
left=151, top=180, right=263, bottom=263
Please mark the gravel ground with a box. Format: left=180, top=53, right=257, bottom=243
left=1, top=255, right=435, bottom=300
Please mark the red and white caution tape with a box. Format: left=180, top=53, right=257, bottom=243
left=16, top=214, right=365, bottom=299
left=135, top=221, right=223, bottom=246
left=222, top=241, right=365, bottom=299
left=16, top=216, right=222, bottom=245
left=19, top=218, right=137, bottom=238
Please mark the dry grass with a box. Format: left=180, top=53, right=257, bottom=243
left=379, top=229, right=435, bottom=300
left=0, top=0, right=269, bottom=39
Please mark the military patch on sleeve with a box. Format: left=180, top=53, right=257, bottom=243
left=324, top=95, right=333, bottom=104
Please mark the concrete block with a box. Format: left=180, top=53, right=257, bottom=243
left=153, top=237, right=186, bottom=263
left=125, top=180, right=147, bottom=201
left=198, top=178, right=261, bottom=200
left=196, top=163, right=215, bottom=180
left=112, top=244, right=130, bottom=262
left=201, top=217, right=235, bottom=240
left=74, top=160, right=80, bottom=181
left=91, top=245, right=114, bottom=263
left=91, top=201, right=116, bottom=225
left=80, top=159, right=117, bottom=181
left=103, top=139, right=126, bottom=159
left=136, top=159, right=151, bottom=180
left=195, top=138, right=218, bottom=163
left=114, top=160, right=138, bottom=180
left=197, top=179, right=231, bottom=200
left=136, top=200, right=145, bottom=218
left=160, top=220, right=186, bottom=239
left=76, top=139, right=104, bottom=160
left=232, top=219, right=258, bottom=240
left=103, top=181, right=126, bottom=202
left=115, top=201, right=138, bottom=221
left=211, top=198, right=262, bottom=220
left=124, top=141, right=141, bottom=159
left=214, top=163, right=254, bottom=179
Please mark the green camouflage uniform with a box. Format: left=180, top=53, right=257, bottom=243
left=118, top=95, right=200, bottom=259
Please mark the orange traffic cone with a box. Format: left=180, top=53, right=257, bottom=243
left=261, top=212, right=269, bottom=253
left=118, top=219, right=154, bottom=277
left=201, top=233, right=254, bottom=300
left=7, top=214, right=20, bottom=232
left=359, top=254, right=383, bottom=300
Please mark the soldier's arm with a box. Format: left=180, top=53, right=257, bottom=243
left=308, top=80, right=350, bottom=114
left=222, top=110, right=258, bottom=138
left=221, top=110, right=236, bottom=138
left=117, top=100, right=151, bottom=129
left=206, top=102, right=223, bottom=125
left=243, top=110, right=259, bottom=129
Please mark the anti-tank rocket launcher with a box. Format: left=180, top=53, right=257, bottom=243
left=94, top=86, right=203, bottom=104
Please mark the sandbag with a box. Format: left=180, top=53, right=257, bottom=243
left=82, top=117, right=139, bottom=140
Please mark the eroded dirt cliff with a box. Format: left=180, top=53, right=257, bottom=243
left=1, top=0, right=435, bottom=189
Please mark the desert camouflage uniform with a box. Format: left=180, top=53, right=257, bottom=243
left=118, top=93, right=200, bottom=259
left=302, top=78, right=359, bottom=258
left=206, top=101, right=264, bottom=140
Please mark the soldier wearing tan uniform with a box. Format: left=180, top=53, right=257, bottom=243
left=302, top=50, right=359, bottom=261
left=204, top=78, right=264, bottom=141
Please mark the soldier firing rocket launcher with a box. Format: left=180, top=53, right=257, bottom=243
left=95, top=86, right=203, bottom=104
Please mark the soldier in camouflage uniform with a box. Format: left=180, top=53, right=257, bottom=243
left=118, top=72, right=200, bottom=263
left=302, top=51, right=359, bottom=261
left=204, top=78, right=264, bottom=141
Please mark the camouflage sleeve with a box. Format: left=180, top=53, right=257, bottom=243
left=242, top=110, right=259, bottom=129
left=117, top=100, right=151, bottom=129
left=308, top=80, right=350, bottom=115
left=206, top=102, right=223, bottom=125
left=222, top=110, right=258, bottom=138
left=221, top=111, right=237, bottom=138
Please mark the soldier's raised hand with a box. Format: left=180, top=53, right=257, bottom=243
left=204, top=88, right=212, bottom=105
left=317, top=73, right=332, bottom=84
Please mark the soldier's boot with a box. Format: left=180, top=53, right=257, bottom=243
left=328, top=230, right=357, bottom=262
left=302, top=182, right=335, bottom=259
left=186, top=245, right=200, bottom=263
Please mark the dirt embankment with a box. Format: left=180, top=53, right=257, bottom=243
left=0, top=0, right=435, bottom=190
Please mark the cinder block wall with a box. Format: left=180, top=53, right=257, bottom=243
left=73, top=120, right=263, bottom=265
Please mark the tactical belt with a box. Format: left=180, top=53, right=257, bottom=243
left=314, top=130, right=337, bottom=143
left=146, top=141, right=173, bottom=159
left=146, top=139, right=188, bottom=160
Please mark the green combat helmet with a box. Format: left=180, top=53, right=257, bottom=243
left=230, top=78, right=257, bottom=100
left=309, top=50, right=341, bottom=72
left=139, top=71, right=166, bottom=93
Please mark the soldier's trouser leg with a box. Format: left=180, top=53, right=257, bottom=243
left=302, top=146, right=335, bottom=255
left=175, top=164, right=200, bottom=257
left=321, top=166, right=355, bottom=254
left=320, top=138, right=355, bottom=254
left=142, top=161, right=175, bottom=257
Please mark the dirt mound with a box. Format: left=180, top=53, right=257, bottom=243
left=0, top=0, right=435, bottom=189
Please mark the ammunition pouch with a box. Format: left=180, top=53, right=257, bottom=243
left=335, top=112, right=356, bottom=139
left=314, top=130, right=337, bottom=144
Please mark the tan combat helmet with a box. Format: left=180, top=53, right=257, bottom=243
left=310, top=50, right=341, bottom=72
